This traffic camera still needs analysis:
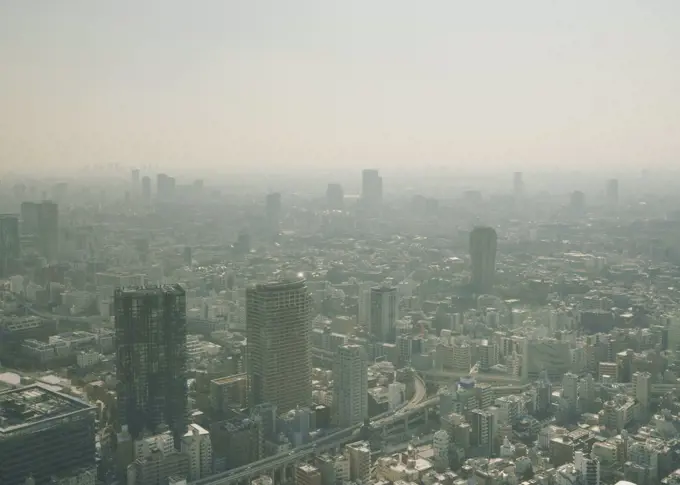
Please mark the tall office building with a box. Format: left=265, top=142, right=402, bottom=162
left=469, top=226, right=497, bottom=295
left=20, top=201, right=58, bottom=261
left=606, top=179, right=619, bottom=206
left=333, top=344, right=368, bottom=428
left=20, top=201, right=40, bottom=235
left=141, top=176, right=152, bottom=203
left=326, top=183, right=344, bottom=210
left=570, top=190, right=586, bottom=213
left=361, top=169, right=383, bottom=208
left=131, top=168, right=140, bottom=189
left=0, top=214, right=20, bottom=277
left=369, top=286, right=399, bottom=342
left=246, top=278, right=313, bottom=413
left=265, top=192, right=282, bottom=234
left=157, top=173, right=176, bottom=200
left=0, top=384, right=96, bottom=485
left=115, top=285, right=188, bottom=448
left=470, top=408, right=495, bottom=457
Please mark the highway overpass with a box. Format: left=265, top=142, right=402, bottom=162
left=192, top=372, right=428, bottom=485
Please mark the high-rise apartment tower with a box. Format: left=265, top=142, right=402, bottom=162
left=369, top=286, right=399, bottom=343
left=246, top=278, right=313, bottom=413
left=20, top=201, right=58, bottom=261
left=469, top=226, right=497, bottom=295
left=0, top=214, right=20, bottom=277
left=332, top=344, right=368, bottom=428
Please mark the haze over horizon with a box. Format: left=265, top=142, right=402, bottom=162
left=1, top=0, right=679, bottom=174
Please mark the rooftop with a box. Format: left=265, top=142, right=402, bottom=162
left=115, top=284, right=185, bottom=296
left=0, top=384, right=94, bottom=435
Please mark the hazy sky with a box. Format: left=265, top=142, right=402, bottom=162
left=1, top=1, right=679, bottom=173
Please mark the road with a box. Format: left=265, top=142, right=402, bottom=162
left=402, top=372, right=426, bottom=411
left=422, top=368, right=522, bottom=384
left=192, top=372, right=426, bottom=485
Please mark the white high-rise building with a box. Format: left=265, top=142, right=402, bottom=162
left=575, top=450, right=600, bottom=485
left=357, top=283, right=372, bottom=328
left=181, top=424, right=213, bottom=480
left=346, top=441, right=371, bottom=483
left=333, top=345, right=368, bottom=428
left=369, top=286, right=399, bottom=342
left=633, top=371, right=652, bottom=410
left=433, top=430, right=450, bottom=471
left=562, top=372, right=579, bottom=410
left=669, top=314, right=680, bottom=351
left=246, top=278, right=313, bottom=413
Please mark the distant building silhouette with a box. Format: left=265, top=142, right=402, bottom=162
left=570, top=190, right=586, bottom=213
left=369, top=286, right=399, bottom=342
left=361, top=169, right=383, bottom=208
left=470, top=226, right=497, bottom=294
left=141, top=176, right=152, bottom=202
left=20, top=201, right=58, bottom=262
left=0, top=214, right=20, bottom=277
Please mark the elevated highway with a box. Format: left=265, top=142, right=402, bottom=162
left=192, top=372, right=428, bottom=485
left=421, top=368, right=523, bottom=386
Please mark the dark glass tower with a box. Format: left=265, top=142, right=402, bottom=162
left=114, top=284, right=188, bottom=448
left=20, top=201, right=58, bottom=261
left=0, top=214, right=20, bottom=277
left=469, top=226, right=497, bottom=295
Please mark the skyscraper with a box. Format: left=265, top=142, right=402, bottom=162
left=332, top=344, right=368, bottom=428
left=0, top=214, right=20, bottom=277
left=141, top=176, right=152, bottom=203
left=131, top=168, right=140, bottom=188
left=157, top=173, right=176, bottom=200
left=469, top=226, right=497, bottom=295
left=632, top=371, right=651, bottom=411
left=114, top=285, right=188, bottom=448
left=20, top=201, right=58, bottom=261
left=369, top=286, right=399, bottom=342
left=361, top=169, right=383, bottom=208
left=570, top=190, right=586, bottom=213
left=20, top=201, right=40, bottom=235
left=246, top=278, right=313, bottom=413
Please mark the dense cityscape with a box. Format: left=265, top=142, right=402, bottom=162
left=1, top=168, right=680, bottom=485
